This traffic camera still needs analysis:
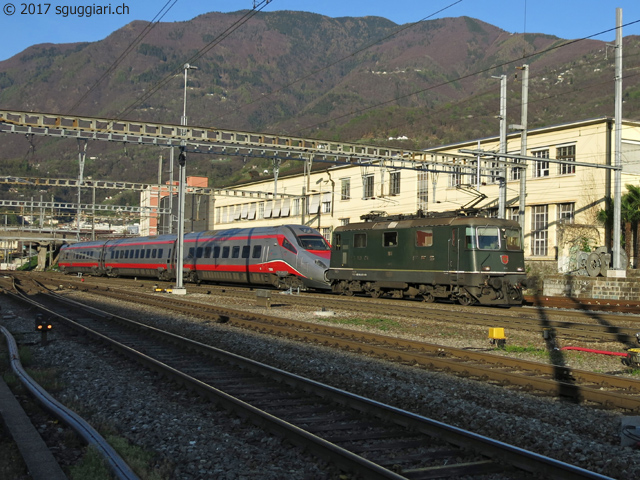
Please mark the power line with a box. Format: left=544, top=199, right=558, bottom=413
left=67, top=0, right=179, bottom=114
left=291, top=19, right=640, bottom=136
left=117, top=1, right=273, bottom=120
left=216, top=0, right=463, bottom=121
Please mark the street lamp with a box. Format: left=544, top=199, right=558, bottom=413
left=174, top=63, right=197, bottom=295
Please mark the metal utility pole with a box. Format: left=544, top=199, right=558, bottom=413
left=492, top=74, right=507, bottom=218
left=611, top=8, right=624, bottom=274
left=511, top=64, right=529, bottom=230
left=174, top=63, right=197, bottom=295
left=76, top=139, right=87, bottom=240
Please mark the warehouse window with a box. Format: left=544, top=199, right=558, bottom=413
left=341, top=178, right=351, bottom=200
left=557, top=145, right=576, bottom=175
left=354, top=233, right=367, bottom=248
left=533, top=150, right=550, bottom=178
left=416, top=229, right=433, bottom=247
left=389, top=170, right=401, bottom=195
left=383, top=231, right=398, bottom=247
left=363, top=175, right=374, bottom=199
left=531, top=205, right=549, bottom=256
left=417, top=172, right=428, bottom=212
left=558, top=203, right=575, bottom=223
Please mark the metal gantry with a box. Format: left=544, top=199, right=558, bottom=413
left=0, top=109, right=485, bottom=175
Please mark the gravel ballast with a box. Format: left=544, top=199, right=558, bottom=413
left=2, top=289, right=640, bottom=479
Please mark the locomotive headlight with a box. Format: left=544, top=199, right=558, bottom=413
left=482, top=266, right=491, bottom=271
left=516, top=267, right=524, bottom=272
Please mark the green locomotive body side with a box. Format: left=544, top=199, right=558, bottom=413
left=327, top=216, right=527, bottom=306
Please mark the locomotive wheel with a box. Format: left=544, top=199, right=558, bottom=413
left=457, top=293, right=473, bottom=306
left=343, top=289, right=354, bottom=296
left=370, top=289, right=382, bottom=298
left=421, top=293, right=435, bottom=303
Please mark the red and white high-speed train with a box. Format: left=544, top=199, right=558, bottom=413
left=58, top=225, right=331, bottom=290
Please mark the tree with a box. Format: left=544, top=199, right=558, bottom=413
left=622, top=184, right=640, bottom=269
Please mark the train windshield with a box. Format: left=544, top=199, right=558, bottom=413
left=298, top=235, right=330, bottom=251
left=505, top=228, right=523, bottom=251
left=477, top=226, right=500, bottom=250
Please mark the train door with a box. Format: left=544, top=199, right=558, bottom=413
left=167, top=239, right=178, bottom=279
left=448, top=227, right=460, bottom=283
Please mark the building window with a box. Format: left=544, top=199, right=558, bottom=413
left=531, top=205, right=549, bottom=256
left=417, top=171, right=428, bottom=212
left=533, top=150, right=550, bottom=178
left=558, top=203, right=575, bottom=224
left=508, top=207, right=520, bottom=223
left=488, top=161, right=502, bottom=184
left=292, top=198, right=300, bottom=216
left=449, top=166, right=462, bottom=187
left=341, top=178, right=350, bottom=200
left=389, top=170, right=401, bottom=195
left=339, top=218, right=350, bottom=226
left=322, top=194, right=331, bottom=214
left=321, top=227, right=331, bottom=241
left=258, top=202, right=264, bottom=219
left=557, top=145, right=576, bottom=175
left=510, top=158, right=522, bottom=181
left=363, top=175, right=374, bottom=199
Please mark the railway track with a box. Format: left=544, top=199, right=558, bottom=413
left=3, top=275, right=615, bottom=480
left=40, top=272, right=640, bottom=344
left=19, top=273, right=640, bottom=411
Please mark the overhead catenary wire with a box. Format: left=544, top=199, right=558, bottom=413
left=291, top=19, right=640, bottom=136
left=117, top=1, right=273, bottom=120
left=67, top=0, right=179, bottom=115
left=216, top=0, right=464, bottom=122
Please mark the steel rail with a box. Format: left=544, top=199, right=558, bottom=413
left=0, top=323, right=140, bottom=480
left=9, top=278, right=615, bottom=480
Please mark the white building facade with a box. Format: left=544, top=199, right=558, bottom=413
left=211, top=118, right=640, bottom=270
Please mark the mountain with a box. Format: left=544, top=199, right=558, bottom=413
left=0, top=10, right=639, bottom=199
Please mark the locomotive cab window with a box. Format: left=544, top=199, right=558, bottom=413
left=354, top=233, right=367, bottom=248
left=505, top=228, right=523, bottom=251
left=477, top=227, right=500, bottom=250
left=282, top=238, right=297, bottom=254
left=383, top=231, right=398, bottom=247
left=416, top=229, right=433, bottom=247
left=298, top=235, right=330, bottom=251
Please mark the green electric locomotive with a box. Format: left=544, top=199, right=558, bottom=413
left=326, top=213, right=527, bottom=306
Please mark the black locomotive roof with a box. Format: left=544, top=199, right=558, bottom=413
left=334, top=216, right=521, bottom=232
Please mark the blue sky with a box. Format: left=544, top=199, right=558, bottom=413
left=1, top=0, right=639, bottom=61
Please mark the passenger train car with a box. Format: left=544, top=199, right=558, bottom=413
left=59, top=225, right=331, bottom=291
left=326, top=213, right=527, bottom=306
